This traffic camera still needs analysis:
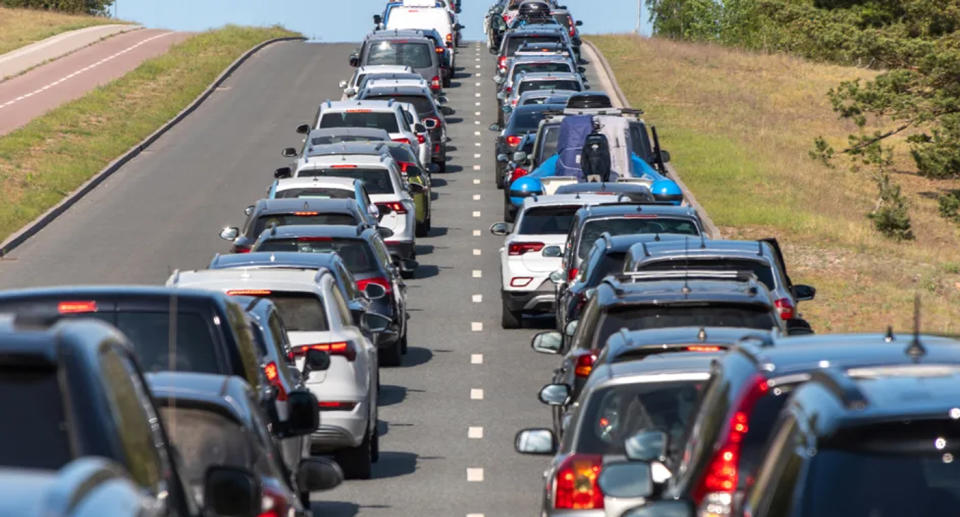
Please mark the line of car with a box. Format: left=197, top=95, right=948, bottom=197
left=484, top=2, right=960, bottom=516
left=0, top=1, right=468, bottom=515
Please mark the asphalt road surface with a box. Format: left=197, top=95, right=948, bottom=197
left=0, top=40, right=603, bottom=516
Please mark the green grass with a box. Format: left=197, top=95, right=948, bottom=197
left=0, top=7, right=126, bottom=56
left=0, top=25, right=299, bottom=242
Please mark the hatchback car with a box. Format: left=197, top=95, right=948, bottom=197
left=358, top=84, right=449, bottom=170
left=352, top=33, right=442, bottom=91
left=311, top=99, right=428, bottom=165
left=491, top=103, right=565, bottom=185
left=339, top=64, right=416, bottom=98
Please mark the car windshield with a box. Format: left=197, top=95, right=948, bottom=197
left=386, top=146, right=419, bottom=164
left=518, top=205, right=580, bottom=234
left=634, top=258, right=777, bottom=291
left=252, top=213, right=358, bottom=237
left=537, top=125, right=561, bottom=162
left=296, top=168, right=394, bottom=195
left=240, top=292, right=327, bottom=332
left=595, top=305, right=777, bottom=347
left=310, top=135, right=383, bottom=145
left=275, top=188, right=354, bottom=200
left=578, top=218, right=700, bottom=259
left=365, top=94, right=434, bottom=117
left=586, top=252, right=626, bottom=285
left=513, top=62, right=571, bottom=79
left=0, top=369, right=73, bottom=470
left=554, top=13, right=574, bottom=28
left=319, top=111, right=399, bottom=133
left=254, top=238, right=380, bottom=275
left=366, top=41, right=433, bottom=68
left=518, top=80, right=581, bottom=95
left=507, top=35, right=562, bottom=55
left=507, top=108, right=551, bottom=133
left=577, top=381, right=705, bottom=455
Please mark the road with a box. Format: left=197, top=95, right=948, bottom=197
left=0, top=40, right=603, bottom=516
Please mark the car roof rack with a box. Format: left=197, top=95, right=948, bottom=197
left=619, top=269, right=759, bottom=283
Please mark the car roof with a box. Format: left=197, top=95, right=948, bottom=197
left=366, top=31, right=433, bottom=42
left=509, top=25, right=565, bottom=35
left=517, top=71, right=580, bottom=81
left=0, top=458, right=144, bottom=516
left=577, top=203, right=699, bottom=219
left=209, top=251, right=339, bottom=271
left=302, top=154, right=393, bottom=169
left=253, top=198, right=360, bottom=215
left=274, top=176, right=360, bottom=190
left=356, top=64, right=415, bottom=73
left=258, top=224, right=374, bottom=240
left=320, top=99, right=402, bottom=111
left=520, top=193, right=624, bottom=208
left=308, top=127, right=390, bottom=139
left=147, top=372, right=252, bottom=427
left=511, top=54, right=572, bottom=64
left=0, top=285, right=233, bottom=307
left=302, top=142, right=390, bottom=159
left=362, top=85, right=432, bottom=97
left=170, top=268, right=325, bottom=293
left=588, top=353, right=717, bottom=391
left=598, top=276, right=774, bottom=307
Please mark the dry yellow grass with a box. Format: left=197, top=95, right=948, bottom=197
left=0, top=7, right=122, bottom=56
left=590, top=34, right=960, bottom=333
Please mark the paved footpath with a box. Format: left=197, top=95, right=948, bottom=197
left=0, top=24, right=136, bottom=80
left=0, top=27, right=190, bottom=136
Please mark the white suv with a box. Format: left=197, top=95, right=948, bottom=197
left=339, top=64, right=416, bottom=98
left=166, top=267, right=385, bottom=479
left=312, top=100, right=430, bottom=167
left=490, top=194, right=620, bottom=328
left=293, top=153, right=418, bottom=276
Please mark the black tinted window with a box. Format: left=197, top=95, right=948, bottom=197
left=252, top=213, right=358, bottom=237
left=518, top=80, right=581, bottom=95
left=115, top=312, right=221, bottom=374
left=365, top=94, right=434, bottom=116
left=595, top=305, right=777, bottom=348
left=319, top=112, right=399, bottom=133
left=0, top=369, right=72, bottom=469
left=159, top=407, right=261, bottom=488
left=506, top=108, right=550, bottom=132
left=513, top=62, right=571, bottom=79
left=241, top=292, right=327, bottom=332
left=366, top=42, right=433, bottom=68
left=635, top=259, right=776, bottom=291
left=586, top=253, right=626, bottom=286
left=254, top=238, right=380, bottom=275
left=519, top=205, right=580, bottom=234
left=578, top=218, right=700, bottom=259
left=538, top=125, right=560, bottom=162
left=507, top=35, right=562, bottom=54
left=274, top=188, right=354, bottom=200
left=297, top=168, right=394, bottom=194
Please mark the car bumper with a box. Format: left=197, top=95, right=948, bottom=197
left=385, top=239, right=415, bottom=260
left=309, top=403, right=369, bottom=451
left=503, top=289, right=556, bottom=313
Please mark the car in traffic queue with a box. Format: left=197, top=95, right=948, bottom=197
left=285, top=128, right=392, bottom=156
left=311, top=99, right=431, bottom=166
left=339, top=64, right=417, bottom=99
left=218, top=197, right=378, bottom=254
left=267, top=176, right=377, bottom=214
left=249, top=224, right=411, bottom=365
left=362, top=28, right=453, bottom=87
left=351, top=32, right=444, bottom=92
left=383, top=6, right=461, bottom=57
left=490, top=102, right=565, bottom=187
left=501, top=71, right=584, bottom=118
left=494, top=24, right=572, bottom=72
left=381, top=140, right=434, bottom=236
left=166, top=267, right=391, bottom=479
left=355, top=74, right=432, bottom=99
left=357, top=83, right=451, bottom=171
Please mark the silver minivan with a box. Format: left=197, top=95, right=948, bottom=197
left=351, top=33, right=443, bottom=92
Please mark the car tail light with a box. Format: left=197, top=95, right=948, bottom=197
left=554, top=454, right=604, bottom=509
left=574, top=292, right=588, bottom=313
left=318, top=401, right=358, bottom=411
left=392, top=138, right=411, bottom=145
left=502, top=14, right=509, bottom=22
left=435, top=46, right=445, bottom=54
left=505, top=135, right=522, bottom=147
left=511, top=98, right=518, bottom=107
left=505, top=85, right=512, bottom=94
left=508, top=242, right=544, bottom=255
left=445, top=33, right=452, bottom=43
left=687, top=345, right=723, bottom=352
left=234, top=245, right=251, bottom=253
left=357, top=276, right=393, bottom=294
left=774, top=298, right=795, bottom=320
left=58, top=301, right=97, bottom=314
left=569, top=26, right=576, bottom=37
left=263, top=361, right=287, bottom=401
left=498, top=55, right=507, bottom=71
left=377, top=201, right=407, bottom=214
left=416, top=133, right=426, bottom=144
left=434, top=143, right=441, bottom=153
left=425, top=116, right=442, bottom=129
left=330, top=164, right=357, bottom=169
left=567, top=267, right=579, bottom=281
left=431, top=76, right=441, bottom=90
left=297, top=236, right=332, bottom=242
left=292, top=341, right=356, bottom=361
left=292, top=211, right=319, bottom=216
left=694, top=375, right=770, bottom=507
left=258, top=486, right=289, bottom=517
left=509, top=166, right=529, bottom=183
left=574, top=351, right=597, bottom=378
left=510, top=277, right=533, bottom=287
left=226, top=289, right=272, bottom=296
left=398, top=161, right=414, bottom=174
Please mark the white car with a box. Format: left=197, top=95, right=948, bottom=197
left=361, top=76, right=431, bottom=93
left=166, top=267, right=385, bottom=479
left=386, top=6, right=457, bottom=50
left=267, top=176, right=379, bottom=221
left=339, top=64, right=415, bottom=98
left=293, top=152, right=418, bottom=276
left=491, top=194, right=621, bottom=328
left=313, top=99, right=430, bottom=168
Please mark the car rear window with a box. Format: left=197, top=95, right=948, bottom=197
left=507, top=108, right=551, bottom=133
left=576, top=380, right=705, bottom=455
left=595, top=305, right=778, bottom=347
left=364, top=94, right=434, bottom=117
left=252, top=213, right=358, bottom=238
left=274, top=188, right=354, bottom=200
left=296, top=168, right=394, bottom=195
left=254, top=238, right=380, bottom=275
left=518, top=80, right=581, bottom=95
left=518, top=205, right=580, bottom=234
left=366, top=41, right=433, bottom=69
left=507, top=35, right=562, bottom=55
left=309, top=135, right=383, bottom=145
left=319, top=111, right=399, bottom=133
left=512, top=62, right=572, bottom=80
left=113, top=312, right=222, bottom=374
left=239, top=292, right=328, bottom=332
left=537, top=125, right=561, bottom=162
left=578, top=218, right=700, bottom=259
left=0, top=369, right=73, bottom=470
left=634, top=258, right=777, bottom=291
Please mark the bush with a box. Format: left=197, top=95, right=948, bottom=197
left=0, top=0, right=113, bottom=15
left=868, top=172, right=914, bottom=240
left=939, top=191, right=960, bottom=222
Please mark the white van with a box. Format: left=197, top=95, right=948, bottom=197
left=386, top=7, right=456, bottom=48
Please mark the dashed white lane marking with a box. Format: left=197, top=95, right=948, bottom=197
left=475, top=111, right=481, bottom=116
left=473, top=248, right=482, bottom=256
left=473, top=194, right=481, bottom=200
left=473, top=165, right=481, bottom=171
left=475, top=120, right=481, bottom=125
left=475, top=142, right=481, bottom=147
left=476, top=72, right=481, bottom=77
left=475, top=64, right=481, bottom=69
left=468, top=426, right=484, bottom=439
left=471, top=321, right=483, bottom=331
left=473, top=229, right=481, bottom=237
left=467, top=514, right=485, bottom=517
left=474, top=131, right=481, bottom=136
left=475, top=101, right=481, bottom=106
left=471, top=353, right=484, bottom=364
left=472, top=269, right=482, bottom=278
left=467, top=468, right=484, bottom=482
left=472, top=210, right=481, bottom=217
left=475, top=57, right=480, bottom=61
left=472, top=178, right=481, bottom=184
left=474, top=153, right=482, bottom=159
left=475, top=82, right=481, bottom=86
left=0, top=32, right=176, bottom=111
left=475, top=92, right=481, bottom=97
left=470, top=388, right=484, bottom=400
left=472, top=294, right=483, bottom=303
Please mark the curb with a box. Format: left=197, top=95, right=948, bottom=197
left=581, top=38, right=722, bottom=238
left=0, top=36, right=306, bottom=257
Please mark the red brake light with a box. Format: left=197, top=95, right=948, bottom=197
left=445, top=33, right=452, bottom=42
left=436, top=46, right=445, bottom=53
left=297, top=236, right=332, bottom=242
left=505, top=135, right=522, bottom=147
left=226, top=289, right=272, bottom=296
left=574, top=351, right=597, bottom=378
left=398, top=161, right=414, bottom=174
left=292, top=211, right=319, bottom=216
left=318, top=401, right=358, bottom=411
left=554, top=454, right=604, bottom=509
left=330, top=164, right=357, bottom=169
left=431, top=76, right=441, bottom=90
left=392, top=137, right=411, bottom=145
left=234, top=246, right=251, bottom=254
left=357, top=276, right=393, bottom=294
left=498, top=56, right=507, bottom=71
left=568, top=267, right=579, bottom=281
left=505, top=86, right=512, bottom=94
left=377, top=201, right=407, bottom=214
left=258, top=486, right=289, bottom=517
left=774, top=298, right=795, bottom=320
left=508, top=242, right=544, bottom=255
left=687, top=345, right=723, bottom=352
left=263, top=361, right=287, bottom=401
left=570, top=27, right=576, bottom=37
left=417, top=133, right=426, bottom=144
left=58, top=301, right=97, bottom=314
left=509, top=166, right=529, bottom=183
left=292, top=341, right=356, bottom=361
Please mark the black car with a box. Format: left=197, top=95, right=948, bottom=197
left=219, top=198, right=373, bottom=253
left=250, top=224, right=410, bottom=365
left=357, top=84, right=451, bottom=170
left=495, top=26, right=569, bottom=71
left=491, top=103, right=564, bottom=186
left=0, top=319, right=260, bottom=517
left=497, top=131, right=536, bottom=191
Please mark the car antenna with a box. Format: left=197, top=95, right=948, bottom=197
left=698, top=327, right=707, bottom=342
left=884, top=326, right=895, bottom=342
left=905, top=294, right=926, bottom=361
left=700, top=231, right=707, bottom=249
left=681, top=237, right=691, bottom=296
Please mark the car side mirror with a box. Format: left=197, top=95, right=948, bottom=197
left=243, top=205, right=255, bottom=216
left=565, top=319, right=579, bottom=337
left=338, top=80, right=348, bottom=89
left=345, top=87, right=358, bottom=97
left=538, top=383, right=570, bottom=406
left=623, top=501, right=695, bottom=517
left=274, top=167, right=292, bottom=179
left=659, top=149, right=671, bottom=163
left=624, top=430, right=668, bottom=462
left=423, top=118, right=438, bottom=130
left=408, top=182, right=426, bottom=194
left=296, top=123, right=310, bottom=135
left=373, top=14, right=382, bottom=25
left=349, top=55, right=360, bottom=67
left=575, top=20, right=583, bottom=26
left=414, top=123, right=427, bottom=133
left=281, top=390, right=320, bottom=437
left=512, top=151, right=527, bottom=162
left=489, top=123, right=501, bottom=132
left=786, top=318, right=814, bottom=335
left=496, top=153, right=509, bottom=163
left=793, top=284, right=816, bottom=301
left=204, top=466, right=261, bottom=517
left=441, top=105, right=455, bottom=116
left=597, top=461, right=654, bottom=500
left=298, top=457, right=343, bottom=492
left=578, top=66, right=586, bottom=73
left=542, top=246, right=562, bottom=258
left=281, top=147, right=298, bottom=158
left=304, top=349, right=330, bottom=373
left=489, top=222, right=512, bottom=236
left=363, top=282, right=387, bottom=300
left=361, top=312, right=392, bottom=333
left=455, top=23, right=464, bottom=30
left=378, top=226, right=394, bottom=239
left=514, top=428, right=557, bottom=455
left=437, top=96, right=449, bottom=104
left=219, top=227, right=240, bottom=241
left=549, top=270, right=565, bottom=284
left=531, top=331, right=563, bottom=354
left=368, top=203, right=380, bottom=219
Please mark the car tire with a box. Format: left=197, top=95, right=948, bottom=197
left=416, top=220, right=428, bottom=237
left=504, top=202, right=516, bottom=223
left=371, top=425, right=380, bottom=463
left=338, top=430, right=373, bottom=480
left=380, top=338, right=403, bottom=366
left=299, top=488, right=311, bottom=509
left=501, top=296, right=521, bottom=329
left=426, top=216, right=431, bottom=232
left=443, top=76, right=451, bottom=88
left=401, top=331, right=408, bottom=354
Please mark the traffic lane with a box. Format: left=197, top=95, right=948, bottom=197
left=0, top=29, right=192, bottom=136
left=0, top=42, right=356, bottom=287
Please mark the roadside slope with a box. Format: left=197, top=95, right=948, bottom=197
left=0, top=7, right=123, bottom=56
left=589, top=34, right=960, bottom=333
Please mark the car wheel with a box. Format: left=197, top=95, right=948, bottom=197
left=401, top=331, right=408, bottom=354
left=438, top=158, right=446, bottom=173
left=416, top=220, right=428, bottom=237
left=380, top=338, right=403, bottom=366
left=443, top=76, right=451, bottom=88
left=371, top=425, right=380, bottom=463
left=337, top=431, right=373, bottom=479
left=501, top=296, right=521, bottom=329
left=504, top=202, right=516, bottom=223
left=426, top=216, right=432, bottom=232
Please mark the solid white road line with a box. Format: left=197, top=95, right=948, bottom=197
left=467, top=468, right=484, bottom=482
left=470, top=388, right=484, bottom=400
left=471, top=353, right=484, bottom=364
left=468, top=426, right=484, bottom=439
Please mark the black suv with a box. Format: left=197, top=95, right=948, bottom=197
left=219, top=198, right=373, bottom=253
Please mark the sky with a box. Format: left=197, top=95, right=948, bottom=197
left=112, top=0, right=652, bottom=41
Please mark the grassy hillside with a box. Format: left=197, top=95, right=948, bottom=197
left=590, top=34, right=960, bottom=333
left=0, top=7, right=124, bottom=56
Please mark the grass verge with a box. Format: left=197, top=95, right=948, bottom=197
left=0, top=25, right=298, bottom=244
left=589, top=34, right=960, bottom=333
left=0, top=7, right=124, bottom=56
